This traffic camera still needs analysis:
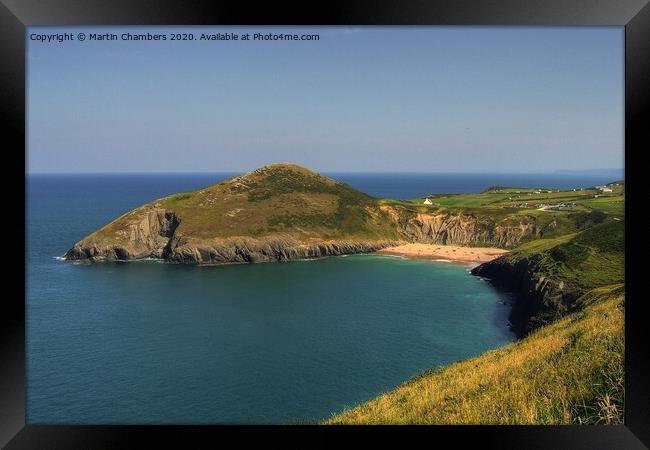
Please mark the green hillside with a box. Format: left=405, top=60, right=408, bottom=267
left=505, top=218, right=624, bottom=291
left=160, top=164, right=397, bottom=239
left=91, top=163, right=401, bottom=245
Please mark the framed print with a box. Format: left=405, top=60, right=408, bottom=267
left=2, top=0, right=649, bottom=447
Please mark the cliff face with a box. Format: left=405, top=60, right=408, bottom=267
left=386, top=208, right=540, bottom=248
left=64, top=206, right=399, bottom=264
left=471, top=255, right=579, bottom=336
left=166, top=238, right=399, bottom=264
left=65, top=209, right=181, bottom=260
left=470, top=218, right=624, bottom=337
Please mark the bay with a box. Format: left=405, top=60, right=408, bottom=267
left=27, top=171, right=616, bottom=423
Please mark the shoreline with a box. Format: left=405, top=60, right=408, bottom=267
left=375, top=243, right=509, bottom=265
left=58, top=242, right=509, bottom=267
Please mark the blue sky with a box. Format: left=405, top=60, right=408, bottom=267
left=27, top=26, right=624, bottom=173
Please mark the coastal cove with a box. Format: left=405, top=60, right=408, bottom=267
left=27, top=171, right=623, bottom=423
left=22, top=23, right=628, bottom=429
left=26, top=173, right=521, bottom=423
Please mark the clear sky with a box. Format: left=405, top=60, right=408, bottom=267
left=27, top=26, right=623, bottom=173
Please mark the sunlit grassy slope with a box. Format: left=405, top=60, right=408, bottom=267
left=89, top=163, right=403, bottom=244
left=505, top=219, right=625, bottom=291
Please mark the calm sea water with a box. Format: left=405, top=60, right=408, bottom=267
left=26, top=172, right=619, bottom=424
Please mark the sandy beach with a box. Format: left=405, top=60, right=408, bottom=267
left=376, top=243, right=509, bottom=264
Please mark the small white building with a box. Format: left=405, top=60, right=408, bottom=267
left=601, top=187, right=613, bottom=193
left=423, top=198, right=433, bottom=205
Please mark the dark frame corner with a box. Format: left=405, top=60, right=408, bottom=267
left=2, top=0, right=649, bottom=448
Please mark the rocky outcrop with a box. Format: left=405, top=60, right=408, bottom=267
left=471, top=256, right=579, bottom=337
left=166, top=238, right=400, bottom=264
left=65, top=209, right=181, bottom=261
left=392, top=210, right=540, bottom=248
left=65, top=209, right=400, bottom=264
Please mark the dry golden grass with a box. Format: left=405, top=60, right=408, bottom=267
left=326, top=284, right=624, bottom=425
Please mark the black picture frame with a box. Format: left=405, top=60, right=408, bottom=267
left=2, top=0, right=648, bottom=447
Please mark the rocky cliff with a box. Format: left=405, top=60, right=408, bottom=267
left=385, top=207, right=541, bottom=248
left=66, top=209, right=181, bottom=260
left=471, top=254, right=579, bottom=337
left=471, top=218, right=624, bottom=337
left=166, top=238, right=399, bottom=264
left=64, top=206, right=399, bottom=264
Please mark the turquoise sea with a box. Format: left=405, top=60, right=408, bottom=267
left=26, top=172, right=619, bottom=423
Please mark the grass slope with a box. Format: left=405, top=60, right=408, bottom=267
left=505, top=218, right=624, bottom=291
left=89, top=163, right=403, bottom=245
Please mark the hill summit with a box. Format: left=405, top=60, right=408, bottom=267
left=65, top=163, right=402, bottom=263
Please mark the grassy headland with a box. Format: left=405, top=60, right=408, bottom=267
left=93, top=163, right=402, bottom=244
left=66, top=164, right=625, bottom=263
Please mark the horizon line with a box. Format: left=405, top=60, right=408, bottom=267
left=26, top=168, right=624, bottom=175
